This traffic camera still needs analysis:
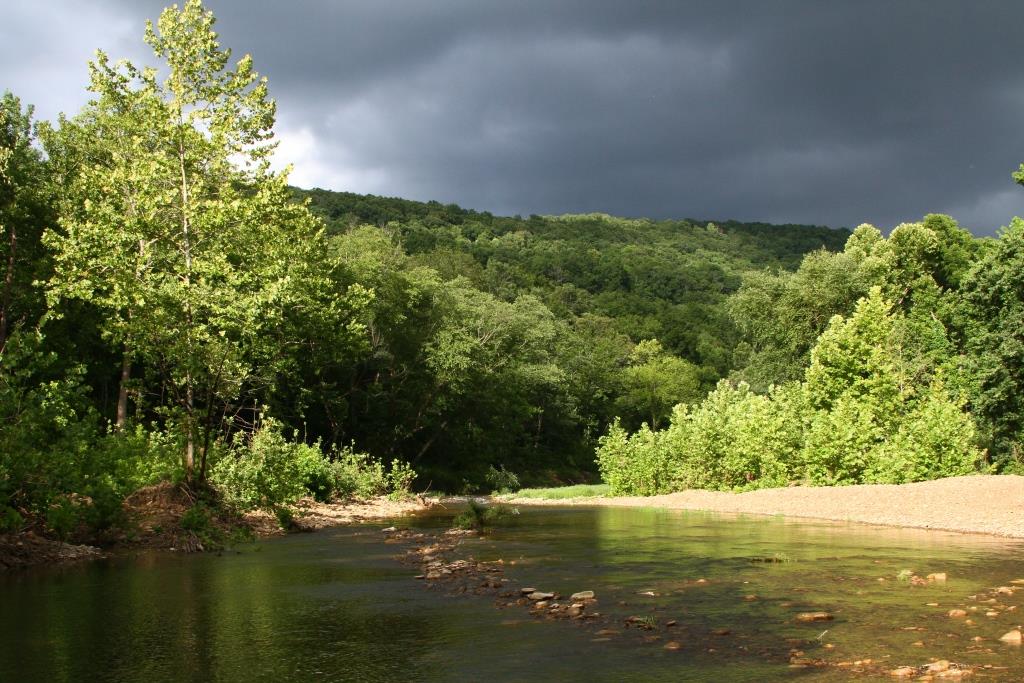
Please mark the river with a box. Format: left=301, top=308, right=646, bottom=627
left=2, top=505, right=1023, bottom=681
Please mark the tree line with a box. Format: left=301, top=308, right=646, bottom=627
left=598, top=214, right=1024, bottom=493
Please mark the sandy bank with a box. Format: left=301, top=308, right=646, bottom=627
left=507, top=475, right=1024, bottom=539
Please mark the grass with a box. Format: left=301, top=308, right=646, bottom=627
left=505, top=484, right=611, bottom=499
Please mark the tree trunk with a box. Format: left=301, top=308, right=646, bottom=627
left=115, top=351, right=132, bottom=429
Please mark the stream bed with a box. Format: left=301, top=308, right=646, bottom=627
left=2, top=505, right=1023, bottom=681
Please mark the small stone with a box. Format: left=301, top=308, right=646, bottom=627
left=534, top=600, right=549, bottom=609
left=1009, top=579, right=1024, bottom=585
left=520, top=587, right=536, bottom=595
left=528, top=591, right=555, bottom=601
left=890, top=666, right=916, bottom=678
left=947, top=609, right=968, bottom=618
left=665, top=620, right=678, bottom=627
left=999, top=629, right=1022, bottom=644
left=927, top=660, right=951, bottom=673
left=695, top=578, right=708, bottom=584
left=795, top=612, right=834, bottom=622
left=927, top=572, right=948, bottom=583
left=743, top=594, right=758, bottom=601
left=985, top=611, right=999, bottom=617
left=711, top=628, right=731, bottom=636
left=995, top=586, right=1015, bottom=595
left=596, top=629, right=619, bottom=637
left=570, top=591, right=595, bottom=601
left=664, top=641, right=682, bottom=651
left=382, top=526, right=397, bottom=532
left=912, top=641, right=924, bottom=647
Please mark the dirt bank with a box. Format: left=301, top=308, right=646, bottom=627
left=244, top=496, right=433, bottom=536
left=507, top=475, right=1024, bottom=539
left=1, top=488, right=433, bottom=570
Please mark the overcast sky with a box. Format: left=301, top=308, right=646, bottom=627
left=3, top=1, right=1023, bottom=235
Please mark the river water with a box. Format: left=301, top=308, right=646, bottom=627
left=2, top=505, right=1023, bottom=681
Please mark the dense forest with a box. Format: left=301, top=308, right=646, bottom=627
left=2, top=1, right=1022, bottom=542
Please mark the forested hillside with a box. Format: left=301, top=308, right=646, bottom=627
left=298, top=187, right=847, bottom=383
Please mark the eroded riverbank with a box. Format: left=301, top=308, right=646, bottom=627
left=0, top=492, right=433, bottom=570
left=505, top=475, right=1024, bottom=539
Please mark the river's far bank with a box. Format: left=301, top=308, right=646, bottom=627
left=504, top=474, right=1024, bottom=539
left=0, top=492, right=433, bottom=571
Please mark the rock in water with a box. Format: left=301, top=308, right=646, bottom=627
left=528, top=591, right=555, bottom=601
left=947, top=609, right=968, bottom=618
left=999, top=629, right=1022, bottom=644
left=570, top=590, right=595, bottom=601
left=889, top=666, right=916, bottom=678
left=795, top=612, right=833, bottom=622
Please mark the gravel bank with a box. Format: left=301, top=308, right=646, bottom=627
left=507, top=475, right=1024, bottom=538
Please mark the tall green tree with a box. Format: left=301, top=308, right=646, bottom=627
left=961, top=217, right=1024, bottom=466
left=44, top=0, right=364, bottom=484
left=0, top=93, right=51, bottom=349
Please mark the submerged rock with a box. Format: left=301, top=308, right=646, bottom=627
left=999, top=629, right=1022, bottom=644
left=795, top=612, right=833, bottom=623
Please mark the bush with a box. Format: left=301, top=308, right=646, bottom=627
left=180, top=503, right=213, bottom=533
left=485, top=464, right=520, bottom=494
left=387, top=459, right=417, bottom=499
left=596, top=419, right=675, bottom=496
left=210, top=420, right=315, bottom=510
left=452, top=500, right=517, bottom=530
left=328, top=446, right=388, bottom=499
left=274, top=506, right=295, bottom=530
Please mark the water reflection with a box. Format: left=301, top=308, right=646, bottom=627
left=2, top=508, right=1023, bottom=682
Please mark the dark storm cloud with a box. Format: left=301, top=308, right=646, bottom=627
left=4, top=1, right=1024, bottom=234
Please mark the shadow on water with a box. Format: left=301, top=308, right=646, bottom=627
left=2, top=505, right=1023, bottom=682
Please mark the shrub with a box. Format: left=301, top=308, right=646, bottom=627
left=180, top=503, right=213, bottom=533
left=210, top=420, right=312, bottom=510
left=274, top=506, right=295, bottom=530
left=484, top=464, right=520, bottom=494
left=452, top=500, right=517, bottom=530
left=328, top=446, right=388, bottom=499
left=596, top=419, right=675, bottom=496
left=387, top=459, right=417, bottom=499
